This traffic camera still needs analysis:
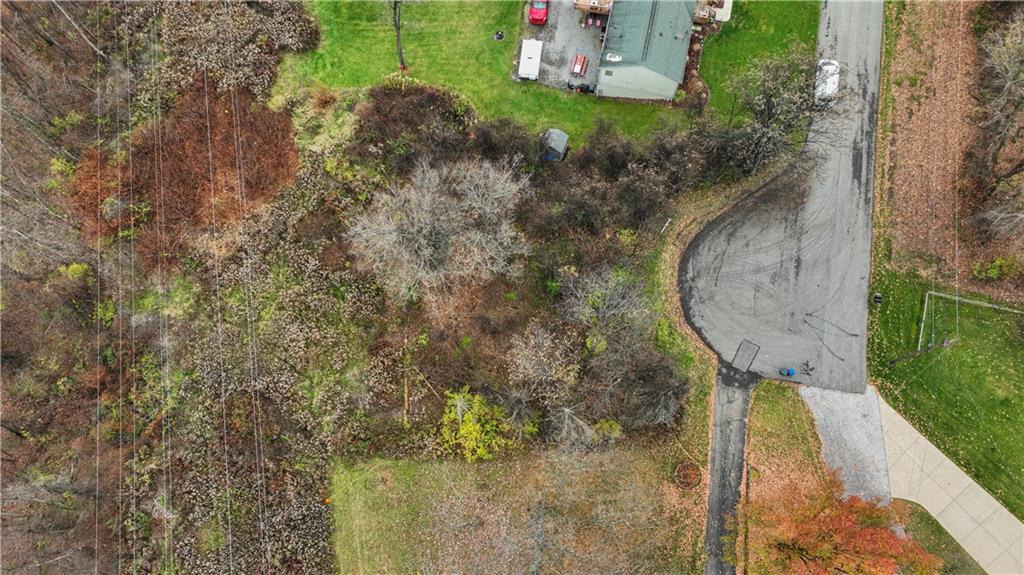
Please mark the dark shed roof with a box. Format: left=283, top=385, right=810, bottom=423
left=542, top=128, right=569, bottom=161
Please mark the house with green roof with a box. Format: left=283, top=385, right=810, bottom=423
left=595, top=0, right=697, bottom=101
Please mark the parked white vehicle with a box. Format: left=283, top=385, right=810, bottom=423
left=815, top=59, right=841, bottom=105
left=518, top=39, right=543, bottom=81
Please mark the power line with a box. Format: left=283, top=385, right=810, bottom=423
left=227, top=81, right=272, bottom=575
left=126, top=16, right=139, bottom=573
left=112, top=7, right=125, bottom=574
left=150, top=18, right=176, bottom=565
left=93, top=5, right=103, bottom=572
left=201, top=68, right=238, bottom=575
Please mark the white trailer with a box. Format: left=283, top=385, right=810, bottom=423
left=517, top=39, right=543, bottom=81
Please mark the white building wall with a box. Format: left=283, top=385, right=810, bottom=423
left=595, top=66, right=679, bottom=100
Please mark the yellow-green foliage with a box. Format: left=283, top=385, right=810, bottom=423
left=440, top=388, right=515, bottom=462
left=94, top=298, right=116, bottom=327
left=47, top=156, right=75, bottom=190
left=49, top=111, right=84, bottom=135
left=198, top=519, right=226, bottom=553
left=593, top=418, right=622, bottom=442
left=56, top=262, right=93, bottom=284
left=971, top=256, right=1021, bottom=281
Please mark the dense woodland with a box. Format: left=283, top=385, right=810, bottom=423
left=974, top=6, right=1024, bottom=262
left=0, top=1, right=961, bottom=573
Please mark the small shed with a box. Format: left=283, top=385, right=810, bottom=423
left=518, top=39, right=543, bottom=81
left=541, top=128, right=569, bottom=161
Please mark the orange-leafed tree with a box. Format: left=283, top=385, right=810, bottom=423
left=735, top=474, right=942, bottom=575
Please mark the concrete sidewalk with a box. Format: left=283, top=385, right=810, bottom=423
left=880, top=399, right=1024, bottom=574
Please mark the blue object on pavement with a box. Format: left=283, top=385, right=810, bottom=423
left=779, top=368, right=796, bottom=377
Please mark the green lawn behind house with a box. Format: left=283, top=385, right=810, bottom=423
left=278, top=1, right=686, bottom=140
left=699, top=0, right=821, bottom=118
left=278, top=0, right=821, bottom=140
left=868, top=267, right=1024, bottom=520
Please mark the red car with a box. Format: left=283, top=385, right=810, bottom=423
left=529, top=0, right=548, bottom=25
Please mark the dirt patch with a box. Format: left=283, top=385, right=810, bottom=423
left=674, top=460, right=703, bottom=490
left=879, top=1, right=1024, bottom=303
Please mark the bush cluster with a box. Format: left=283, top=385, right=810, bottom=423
left=121, top=0, right=318, bottom=101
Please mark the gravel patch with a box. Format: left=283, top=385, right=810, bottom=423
left=524, top=0, right=603, bottom=89
left=799, top=385, right=892, bottom=502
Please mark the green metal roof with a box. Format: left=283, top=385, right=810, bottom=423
left=600, top=0, right=696, bottom=82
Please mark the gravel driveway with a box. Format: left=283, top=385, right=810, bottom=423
left=799, top=385, right=891, bottom=501
left=522, top=0, right=603, bottom=89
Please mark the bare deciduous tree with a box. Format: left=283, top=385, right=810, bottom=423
left=728, top=46, right=818, bottom=173
left=347, top=159, right=531, bottom=304
left=506, top=320, right=579, bottom=407
left=392, top=0, right=407, bottom=71
left=624, top=353, right=687, bottom=427
left=561, top=270, right=654, bottom=384
left=978, top=181, right=1024, bottom=244
left=547, top=405, right=597, bottom=448
left=559, top=270, right=687, bottom=427
left=980, top=10, right=1024, bottom=179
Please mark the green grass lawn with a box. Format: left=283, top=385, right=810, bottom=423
left=746, top=380, right=824, bottom=475
left=900, top=499, right=986, bottom=574
left=332, top=444, right=707, bottom=574
left=332, top=459, right=436, bottom=574
left=278, top=1, right=687, bottom=140
left=699, top=0, right=821, bottom=118
left=278, top=1, right=821, bottom=140
left=868, top=267, right=1024, bottom=520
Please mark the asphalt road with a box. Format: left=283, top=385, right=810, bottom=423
left=684, top=3, right=885, bottom=573
left=682, top=0, right=884, bottom=394
left=703, top=365, right=758, bottom=575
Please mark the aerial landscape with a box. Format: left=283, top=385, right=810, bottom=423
left=2, top=0, right=1023, bottom=573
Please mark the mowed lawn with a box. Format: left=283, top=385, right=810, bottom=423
left=868, top=268, right=1024, bottom=520
left=699, top=0, right=821, bottom=118
left=280, top=1, right=685, bottom=140
left=279, top=1, right=820, bottom=140
left=901, top=499, right=985, bottom=575
left=331, top=446, right=708, bottom=574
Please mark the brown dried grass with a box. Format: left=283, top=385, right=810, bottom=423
left=68, top=79, right=298, bottom=270
left=881, top=1, right=1024, bottom=302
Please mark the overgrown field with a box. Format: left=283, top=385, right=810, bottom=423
left=868, top=267, right=1024, bottom=520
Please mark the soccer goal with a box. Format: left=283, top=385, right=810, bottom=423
left=917, top=291, right=1024, bottom=351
